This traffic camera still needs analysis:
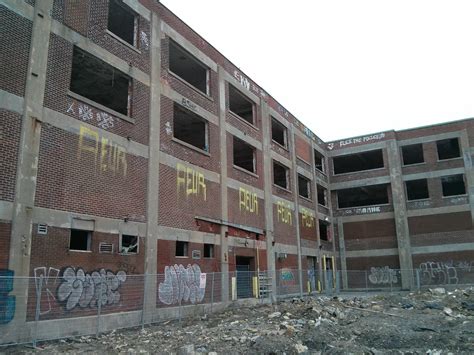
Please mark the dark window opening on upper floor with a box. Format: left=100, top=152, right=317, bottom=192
left=319, top=221, right=329, bottom=241
left=169, top=40, right=209, bottom=95
left=173, top=104, right=208, bottom=151
left=70, top=46, right=131, bottom=116
left=333, top=149, right=383, bottom=175
left=108, top=0, right=137, bottom=46
left=69, top=229, right=91, bottom=251
left=204, top=243, right=214, bottom=258
left=298, top=174, right=311, bottom=199
left=314, top=150, right=325, bottom=173
left=317, top=184, right=327, bottom=206
left=406, top=179, right=429, bottom=201
left=271, top=117, right=287, bottom=147
left=176, top=241, right=189, bottom=257
left=233, top=136, right=255, bottom=173
left=437, top=138, right=461, bottom=160
left=402, top=144, right=424, bottom=165
left=441, top=174, right=466, bottom=196
left=120, top=234, right=138, bottom=254
left=229, top=84, right=254, bottom=124
left=337, top=184, right=388, bottom=208
left=273, top=161, right=289, bottom=189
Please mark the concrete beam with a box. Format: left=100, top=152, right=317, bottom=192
left=331, top=175, right=391, bottom=190
left=460, top=130, right=474, bottom=225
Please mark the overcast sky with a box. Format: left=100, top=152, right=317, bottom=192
left=160, top=0, right=474, bottom=142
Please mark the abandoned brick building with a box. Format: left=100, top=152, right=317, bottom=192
left=0, top=0, right=473, bottom=342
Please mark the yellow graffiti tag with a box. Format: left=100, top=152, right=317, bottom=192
left=301, top=208, right=315, bottom=228
left=177, top=163, right=207, bottom=200
left=77, top=125, right=127, bottom=177
left=239, top=187, right=258, bottom=214
left=277, top=201, right=292, bottom=225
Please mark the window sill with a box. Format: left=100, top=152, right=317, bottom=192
left=175, top=256, right=189, bottom=258
left=273, top=184, right=292, bottom=194
left=437, top=157, right=463, bottom=163
left=315, top=169, right=326, bottom=176
left=228, top=111, right=259, bottom=131
left=442, top=194, right=468, bottom=199
left=299, top=195, right=313, bottom=203
left=172, top=137, right=210, bottom=157
left=233, top=164, right=259, bottom=178
left=402, top=162, right=426, bottom=167
left=168, top=70, right=214, bottom=102
left=106, top=30, right=141, bottom=54
left=68, top=91, right=135, bottom=124
left=69, top=250, right=92, bottom=253
left=407, top=197, right=430, bottom=202
left=119, top=252, right=138, bottom=256
left=332, top=166, right=386, bottom=177
left=317, top=203, right=328, bottom=208
left=203, top=257, right=215, bottom=259
left=337, top=203, right=391, bottom=210
left=272, top=140, right=289, bottom=152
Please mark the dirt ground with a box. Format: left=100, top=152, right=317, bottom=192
left=4, top=287, right=474, bottom=354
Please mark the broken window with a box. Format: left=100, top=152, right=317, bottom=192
left=69, top=229, right=91, bottom=251
left=402, top=144, right=424, bottom=165
left=204, top=244, right=214, bottom=258
left=333, top=149, right=384, bottom=175
left=108, top=0, right=137, bottom=46
left=441, top=174, right=466, bottom=196
left=70, top=46, right=131, bottom=115
left=406, top=179, right=429, bottom=200
left=314, top=150, right=325, bottom=173
left=317, top=184, right=328, bottom=206
left=271, top=117, right=287, bottom=147
left=273, top=161, right=289, bottom=189
left=176, top=241, right=188, bottom=257
left=120, top=234, right=138, bottom=254
left=169, top=40, right=209, bottom=95
left=437, top=138, right=461, bottom=160
left=319, top=221, right=329, bottom=241
left=229, top=84, right=254, bottom=124
left=298, top=174, right=311, bottom=199
left=337, top=184, right=388, bottom=208
left=173, top=103, right=208, bottom=151
left=233, top=136, right=255, bottom=173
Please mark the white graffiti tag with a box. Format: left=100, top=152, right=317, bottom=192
left=96, top=112, right=115, bottom=130
left=34, top=267, right=60, bottom=315
left=368, top=266, right=398, bottom=285
left=419, top=262, right=458, bottom=285
left=78, top=104, right=93, bottom=122
left=158, top=264, right=205, bottom=305
left=57, top=267, right=126, bottom=311
left=140, top=31, right=149, bottom=50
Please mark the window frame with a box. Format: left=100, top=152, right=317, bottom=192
left=401, top=143, right=425, bottom=166
left=69, top=229, right=92, bottom=252
left=271, top=116, right=288, bottom=149
left=314, top=149, right=326, bottom=174
left=233, top=136, right=257, bottom=175
left=175, top=241, right=189, bottom=257
left=203, top=243, right=215, bottom=259
left=228, top=84, right=256, bottom=126
left=405, top=179, right=430, bottom=201
left=172, top=103, right=209, bottom=154
left=441, top=174, right=467, bottom=197
left=272, top=160, right=290, bottom=190
left=297, top=174, right=312, bottom=200
left=107, top=0, right=139, bottom=50
left=119, top=234, right=139, bottom=255
left=436, top=138, right=462, bottom=161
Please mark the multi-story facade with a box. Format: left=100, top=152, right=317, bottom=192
left=0, top=0, right=473, bottom=341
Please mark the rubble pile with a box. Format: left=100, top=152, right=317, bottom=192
left=11, top=288, right=474, bottom=354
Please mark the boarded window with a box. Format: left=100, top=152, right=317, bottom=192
left=333, top=149, right=383, bottom=175
left=108, top=0, right=136, bottom=46
left=402, top=144, right=424, bottom=165
left=120, top=235, right=138, bottom=254
left=176, top=241, right=189, bottom=257
left=441, top=174, right=466, bottom=196
left=204, top=244, right=214, bottom=258
left=406, top=179, right=429, bottom=200
left=69, top=229, right=91, bottom=251
left=317, top=184, right=327, bottom=206
left=314, top=150, right=325, bottom=173
left=233, top=137, right=255, bottom=173
left=173, top=104, right=208, bottom=151
left=229, top=84, right=254, bottom=124
left=337, top=184, right=388, bottom=208
left=169, top=40, right=209, bottom=94
left=437, top=138, right=461, bottom=160
left=271, top=117, right=287, bottom=147
left=298, top=174, right=311, bottom=199
left=273, top=161, right=289, bottom=189
left=70, top=46, right=131, bottom=115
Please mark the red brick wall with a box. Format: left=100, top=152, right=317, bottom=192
left=0, top=222, right=11, bottom=270
left=0, top=111, right=21, bottom=202
left=295, top=135, right=311, bottom=163
left=343, top=219, right=398, bottom=250
left=408, top=212, right=472, bottom=235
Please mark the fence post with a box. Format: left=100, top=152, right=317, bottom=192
left=96, top=275, right=104, bottom=337
left=365, top=270, right=368, bottom=295
left=141, top=274, right=146, bottom=329
left=33, top=275, right=43, bottom=348
left=416, top=269, right=420, bottom=290
left=210, top=272, right=215, bottom=314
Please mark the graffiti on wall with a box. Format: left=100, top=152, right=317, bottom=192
left=78, top=125, right=128, bottom=177
left=233, top=70, right=267, bottom=99
left=368, top=266, right=398, bottom=285
left=0, top=269, right=15, bottom=324
left=418, top=261, right=473, bottom=285
left=343, top=206, right=381, bottom=216
left=140, top=31, right=149, bottom=50
left=176, top=163, right=207, bottom=201
left=34, top=267, right=60, bottom=315
left=280, top=268, right=295, bottom=286
left=57, top=267, right=127, bottom=311
left=327, top=132, right=386, bottom=150
left=158, top=264, right=205, bottom=305
left=239, top=187, right=258, bottom=214
left=301, top=208, right=315, bottom=228
left=68, top=102, right=116, bottom=130
left=277, top=201, right=292, bottom=225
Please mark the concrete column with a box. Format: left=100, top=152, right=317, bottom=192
left=260, top=100, right=276, bottom=302
left=142, top=12, right=161, bottom=321
left=7, top=0, right=54, bottom=326
left=337, top=218, right=348, bottom=289
left=217, top=66, right=229, bottom=302
left=460, top=130, right=474, bottom=225
left=387, top=139, right=414, bottom=289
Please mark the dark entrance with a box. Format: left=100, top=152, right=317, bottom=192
left=236, top=256, right=254, bottom=299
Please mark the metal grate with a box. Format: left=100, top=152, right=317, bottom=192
left=37, top=224, right=48, bottom=235
left=99, top=242, right=114, bottom=254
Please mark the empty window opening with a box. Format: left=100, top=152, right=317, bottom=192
left=402, top=144, right=424, bottom=165
left=319, top=221, right=329, bottom=241
left=70, top=46, right=131, bottom=115
left=233, top=137, right=255, bottom=173
left=406, top=179, right=429, bottom=201
left=108, top=0, right=136, bottom=46
left=229, top=84, right=254, bottom=124
left=204, top=244, right=214, bottom=258
left=298, top=174, right=311, bottom=199
left=437, top=138, right=461, bottom=160
left=317, top=184, right=328, bottom=206
left=69, top=229, right=91, bottom=251
left=441, top=174, right=466, bottom=196
left=314, top=150, right=325, bottom=173
left=169, top=40, right=209, bottom=94
left=120, top=234, right=138, bottom=254
left=337, top=184, right=388, bottom=208
left=333, top=149, right=384, bottom=175
left=273, top=161, right=289, bottom=189
left=176, top=241, right=189, bottom=257
left=271, top=117, right=287, bottom=147
left=173, top=104, right=208, bottom=151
